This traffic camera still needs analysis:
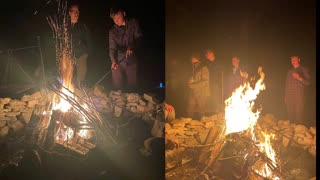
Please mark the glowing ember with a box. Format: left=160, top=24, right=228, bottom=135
left=224, top=67, right=279, bottom=179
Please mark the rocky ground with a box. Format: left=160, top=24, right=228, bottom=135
left=165, top=113, right=316, bottom=180
left=0, top=86, right=165, bottom=179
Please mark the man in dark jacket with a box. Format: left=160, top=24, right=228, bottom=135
left=224, top=56, right=248, bottom=100
left=68, top=3, right=92, bottom=88
left=187, top=53, right=210, bottom=119
left=285, top=56, right=310, bottom=125
left=108, top=5, right=143, bottom=92
left=204, top=49, right=223, bottom=114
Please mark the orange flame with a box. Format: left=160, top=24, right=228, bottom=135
left=225, top=66, right=265, bottom=136
left=255, top=131, right=279, bottom=179
left=47, top=0, right=92, bottom=142
left=224, top=67, right=279, bottom=179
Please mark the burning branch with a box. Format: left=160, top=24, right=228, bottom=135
left=48, top=83, right=118, bottom=145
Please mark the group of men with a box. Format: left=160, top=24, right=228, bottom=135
left=186, top=50, right=310, bottom=126
left=67, top=3, right=142, bottom=91
left=186, top=50, right=245, bottom=118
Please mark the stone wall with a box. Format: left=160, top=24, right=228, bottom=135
left=165, top=113, right=316, bottom=156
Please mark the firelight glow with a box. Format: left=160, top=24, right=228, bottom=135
left=224, top=66, right=266, bottom=136
left=224, top=67, right=279, bottom=179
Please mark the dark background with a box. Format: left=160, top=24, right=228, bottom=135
left=0, top=0, right=165, bottom=94
left=166, top=0, right=316, bottom=126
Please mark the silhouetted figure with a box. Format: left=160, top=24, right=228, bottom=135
left=204, top=49, right=223, bottom=114
left=224, top=56, right=248, bottom=100
left=285, top=56, right=310, bottom=125
left=186, top=53, right=210, bottom=119
left=108, top=5, right=143, bottom=92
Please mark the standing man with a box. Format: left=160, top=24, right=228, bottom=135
left=224, top=56, right=248, bottom=100
left=187, top=53, right=210, bottom=119
left=68, top=3, right=92, bottom=88
left=285, top=56, right=310, bottom=125
left=108, top=5, right=143, bottom=92
left=204, top=49, right=222, bottom=114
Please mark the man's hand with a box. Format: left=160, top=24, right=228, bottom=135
left=165, top=103, right=174, bottom=113
left=240, top=70, right=248, bottom=79
left=111, top=62, right=118, bottom=70
left=125, top=49, right=133, bottom=58
left=292, top=72, right=302, bottom=81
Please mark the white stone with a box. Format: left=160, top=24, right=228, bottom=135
left=9, top=100, right=26, bottom=106
left=116, top=102, right=126, bottom=107
left=21, top=95, right=32, bottom=102
left=93, top=85, right=105, bottom=97
left=295, top=125, right=307, bottom=134
left=5, top=111, right=21, bottom=117
left=130, top=106, right=138, bottom=113
left=0, top=121, right=6, bottom=128
left=127, top=102, right=138, bottom=106
left=139, top=99, right=147, bottom=106
left=204, top=122, right=215, bottom=129
left=309, top=127, right=316, bottom=135
left=308, top=146, right=316, bottom=156
left=165, top=123, right=172, bottom=131
left=282, top=136, right=290, bottom=147
left=0, top=117, right=10, bottom=121
left=0, top=98, right=11, bottom=104
left=127, top=93, right=140, bottom=102
left=27, top=99, right=39, bottom=108
left=188, top=120, right=203, bottom=126
left=22, top=110, right=33, bottom=124
left=143, top=93, right=153, bottom=102
left=11, top=105, right=26, bottom=112
left=137, top=105, right=145, bottom=112
left=184, top=131, right=198, bottom=136
left=1, top=108, right=11, bottom=113
left=166, top=128, right=184, bottom=135
left=114, top=106, right=122, bottom=118
left=305, top=131, right=313, bottom=139
left=31, top=91, right=42, bottom=99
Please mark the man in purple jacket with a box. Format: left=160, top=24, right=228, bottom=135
left=285, top=56, right=310, bottom=125
left=108, top=5, right=143, bottom=92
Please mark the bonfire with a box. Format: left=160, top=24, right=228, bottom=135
left=26, top=0, right=117, bottom=156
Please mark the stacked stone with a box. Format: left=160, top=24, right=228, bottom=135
left=165, top=113, right=225, bottom=147
left=165, top=112, right=316, bottom=157
left=1, top=87, right=165, bottom=141
left=0, top=90, right=52, bottom=141
left=258, top=113, right=316, bottom=157
left=91, top=88, right=162, bottom=120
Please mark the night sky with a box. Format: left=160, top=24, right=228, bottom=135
left=0, top=0, right=165, bottom=93
left=166, top=0, right=316, bottom=124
